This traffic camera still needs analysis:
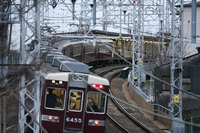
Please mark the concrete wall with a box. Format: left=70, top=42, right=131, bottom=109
left=157, top=111, right=171, bottom=129
left=128, top=85, right=154, bottom=115
left=127, top=84, right=172, bottom=127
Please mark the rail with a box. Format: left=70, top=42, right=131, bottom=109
left=106, top=114, right=130, bottom=133
left=98, top=67, right=153, bottom=133
left=109, top=90, right=154, bottom=133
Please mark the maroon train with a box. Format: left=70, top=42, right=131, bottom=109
left=40, top=47, right=110, bottom=133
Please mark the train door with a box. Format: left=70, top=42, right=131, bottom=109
left=64, top=74, right=88, bottom=131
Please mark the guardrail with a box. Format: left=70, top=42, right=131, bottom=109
left=128, top=72, right=153, bottom=102
left=152, top=104, right=171, bottom=115
left=128, top=72, right=171, bottom=116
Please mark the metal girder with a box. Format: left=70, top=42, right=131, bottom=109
left=157, top=0, right=165, bottom=65
left=166, top=0, right=173, bottom=12
left=131, top=0, right=143, bottom=90
left=18, top=0, right=41, bottom=132
left=169, top=0, right=184, bottom=132
left=80, top=0, right=90, bottom=34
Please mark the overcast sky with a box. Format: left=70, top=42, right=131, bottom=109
left=10, top=0, right=199, bottom=50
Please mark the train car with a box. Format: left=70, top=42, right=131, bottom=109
left=40, top=46, right=110, bottom=133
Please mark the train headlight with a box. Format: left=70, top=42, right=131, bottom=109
left=51, top=80, right=64, bottom=85
left=88, top=119, right=105, bottom=126
left=59, top=81, right=63, bottom=84
left=94, top=120, right=99, bottom=126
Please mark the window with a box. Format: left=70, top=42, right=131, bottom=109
left=68, top=90, right=83, bottom=112
left=52, top=59, right=60, bottom=67
left=87, top=92, right=106, bottom=113
left=45, top=88, right=65, bottom=110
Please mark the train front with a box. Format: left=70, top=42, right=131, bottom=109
left=41, top=73, right=109, bottom=133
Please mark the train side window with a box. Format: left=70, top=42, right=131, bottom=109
left=45, top=88, right=65, bottom=110
left=86, top=92, right=106, bottom=113
left=68, top=90, right=83, bottom=112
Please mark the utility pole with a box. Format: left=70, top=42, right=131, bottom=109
left=71, top=0, right=77, bottom=20
left=131, top=3, right=136, bottom=85
left=131, top=0, right=143, bottom=90
left=158, top=0, right=164, bottom=65
left=18, top=0, right=26, bottom=132
left=0, top=1, right=11, bottom=132
left=168, top=0, right=185, bottom=132
left=18, top=0, right=41, bottom=132
left=119, top=0, right=122, bottom=37
left=103, top=0, right=107, bottom=31
left=80, top=0, right=89, bottom=34
left=0, top=0, right=9, bottom=88
left=166, top=1, right=171, bottom=33
left=123, top=10, right=126, bottom=24
left=191, top=0, right=196, bottom=43
left=92, top=0, right=96, bottom=26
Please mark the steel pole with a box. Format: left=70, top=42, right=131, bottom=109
left=191, top=0, right=196, bottom=43
left=19, top=0, right=26, bottom=132
left=93, top=0, right=96, bottom=26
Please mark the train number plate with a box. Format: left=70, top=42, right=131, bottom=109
left=66, top=117, right=82, bottom=123
left=72, top=75, right=84, bottom=81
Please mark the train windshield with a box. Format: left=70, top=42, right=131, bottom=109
left=86, top=92, right=106, bottom=113
left=45, top=88, right=65, bottom=110
left=68, top=90, right=83, bottom=112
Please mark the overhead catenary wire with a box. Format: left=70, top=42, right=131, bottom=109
left=3, top=0, right=199, bottom=132
left=52, top=7, right=200, bottom=100
left=82, top=25, right=200, bottom=99
left=44, top=0, right=169, bottom=34
left=2, top=44, right=199, bottom=131
left=54, top=56, right=200, bottom=128
left=102, top=42, right=200, bottom=99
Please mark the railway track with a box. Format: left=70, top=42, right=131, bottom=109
left=96, top=66, right=153, bottom=133
left=96, top=66, right=164, bottom=133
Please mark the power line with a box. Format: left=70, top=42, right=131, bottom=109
left=76, top=22, right=200, bottom=100
left=2, top=49, right=200, bottom=130
left=102, top=41, right=200, bottom=99
left=54, top=55, right=200, bottom=129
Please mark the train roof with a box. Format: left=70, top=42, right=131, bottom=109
left=59, top=61, right=89, bottom=74
left=40, top=45, right=109, bottom=86
left=45, top=72, right=109, bottom=86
